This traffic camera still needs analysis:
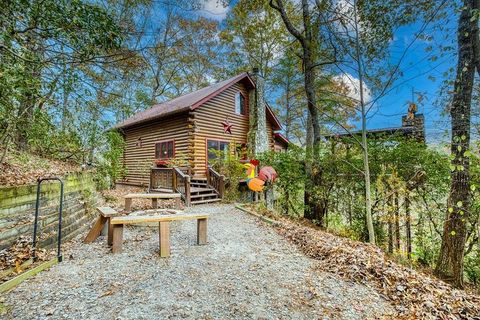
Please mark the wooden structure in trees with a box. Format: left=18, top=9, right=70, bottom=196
left=114, top=72, right=288, bottom=205
left=324, top=113, right=425, bottom=143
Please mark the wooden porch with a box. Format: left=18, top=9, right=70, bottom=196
left=149, top=166, right=226, bottom=206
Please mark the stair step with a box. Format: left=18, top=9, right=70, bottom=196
left=191, top=198, right=222, bottom=205
left=191, top=184, right=208, bottom=188
left=191, top=193, right=219, bottom=199
left=190, top=187, right=217, bottom=194
left=150, top=188, right=174, bottom=193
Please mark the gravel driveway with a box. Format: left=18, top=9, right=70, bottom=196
left=2, top=204, right=393, bottom=319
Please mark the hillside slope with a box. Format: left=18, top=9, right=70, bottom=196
left=271, top=215, right=480, bottom=318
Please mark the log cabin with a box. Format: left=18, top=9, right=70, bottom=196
left=114, top=72, right=288, bottom=205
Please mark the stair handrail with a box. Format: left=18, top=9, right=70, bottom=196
left=173, top=166, right=191, bottom=206
left=207, top=165, right=225, bottom=199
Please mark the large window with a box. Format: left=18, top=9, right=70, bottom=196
left=207, top=140, right=229, bottom=164
left=235, top=92, right=246, bottom=115
left=155, top=140, right=174, bottom=159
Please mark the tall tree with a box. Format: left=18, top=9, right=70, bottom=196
left=270, top=0, right=327, bottom=223
left=0, top=0, right=122, bottom=154
left=435, top=0, right=480, bottom=288
left=221, top=0, right=289, bottom=79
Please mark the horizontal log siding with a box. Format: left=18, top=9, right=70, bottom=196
left=266, top=119, right=275, bottom=150
left=191, top=83, right=275, bottom=177
left=121, top=113, right=189, bottom=186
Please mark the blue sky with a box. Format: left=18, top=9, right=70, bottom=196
left=367, top=20, right=456, bottom=144
left=179, top=1, right=459, bottom=144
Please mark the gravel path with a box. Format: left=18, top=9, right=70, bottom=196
left=2, top=204, right=393, bottom=319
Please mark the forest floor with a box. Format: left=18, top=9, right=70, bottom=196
left=0, top=149, right=81, bottom=187
left=1, top=204, right=393, bottom=320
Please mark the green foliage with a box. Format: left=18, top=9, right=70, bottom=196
left=96, top=131, right=125, bottom=189
left=0, top=0, right=122, bottom=157
left=209, top=145, right=245, bottom=202
left=259, top=146, right=305, bottom=216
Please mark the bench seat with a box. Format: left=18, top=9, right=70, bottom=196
left=123, top=193, right=182, bottom=212
left=110, top=213, right=209, bottom=257
left=84, top=207, right=119, bottom=244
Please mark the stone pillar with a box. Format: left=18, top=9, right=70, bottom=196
left=248, top=68, right=272, bottom=208
left=248, top=68, right=269, bottom=156
left=402, top=113, right=425, bottom=143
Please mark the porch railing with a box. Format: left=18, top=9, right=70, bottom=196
left=207, top=165, right=226, bottom=199
left=149, top=167, right=192, bottom=206
left=149, top=167, right=174, bottom=191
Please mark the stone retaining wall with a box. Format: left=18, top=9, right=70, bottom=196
left=0, top=172, right=101, bottom=250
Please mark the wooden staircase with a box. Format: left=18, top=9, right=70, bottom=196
left=149, top=167, right=226, bottom=207
left=190, top=178, right=222, bottom=205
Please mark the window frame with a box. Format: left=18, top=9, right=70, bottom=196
left=234, top=91, right=247, bottom=115
left=154, top=139, right=175, bottom=160
left=206, top=138, right=230, bottom=167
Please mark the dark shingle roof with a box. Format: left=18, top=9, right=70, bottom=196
left=115, top=72, right=255, bottom=129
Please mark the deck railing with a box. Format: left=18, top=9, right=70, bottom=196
left=207, top=166, right=226, bottom=199
left=150, top=167, right=192, bottom=206
left=149, top=167, right=174, bottom=191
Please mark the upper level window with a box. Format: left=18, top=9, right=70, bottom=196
left=155, top=140, right=174, bottom=159
left=235, top=92, right=246, bottom=115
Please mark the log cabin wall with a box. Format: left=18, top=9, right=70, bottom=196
left=191, top=82, right=275, bottom=178
left=120, top=113, right=189, bottom=187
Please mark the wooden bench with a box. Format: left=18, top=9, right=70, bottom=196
left=110, top=213, right=209, bottom=257
left=84, top=207, right=119, bottom=245
left=124, top=193, right=182, bottom=212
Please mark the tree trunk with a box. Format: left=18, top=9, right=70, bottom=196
left=435, top=0, right=478, bottom=288
left=394, top=193, right=401, bottom=252
left=388, top=194, right=394, bottom=254
left=405, top=195, right=412, bottom=260
left=285, top=81, right=291, bottom=141
left=16, top=26, right=41, bottom=150
left=353, top=0, right=375, bottom=244
left=270, top=0, right=323, bottom=224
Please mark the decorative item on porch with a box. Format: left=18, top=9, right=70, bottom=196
left=243, top=159, right=277, bottom=192
left=222, top=116, right=233, bottom=134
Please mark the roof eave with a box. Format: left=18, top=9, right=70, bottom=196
left=190, top=72, right=255, bottom=110
left=113, top=107, right=190, bottom=130
left=266, top=103, right=282, bottom=131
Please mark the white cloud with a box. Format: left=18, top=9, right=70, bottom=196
left=199, top=0, right=229, bottom=20
left=333, top=73, right=372, bottom=104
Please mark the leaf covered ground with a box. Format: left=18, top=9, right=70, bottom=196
left=0, top=149, right=81, bottom=187
left=266, top=213, right=480, bottom=319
